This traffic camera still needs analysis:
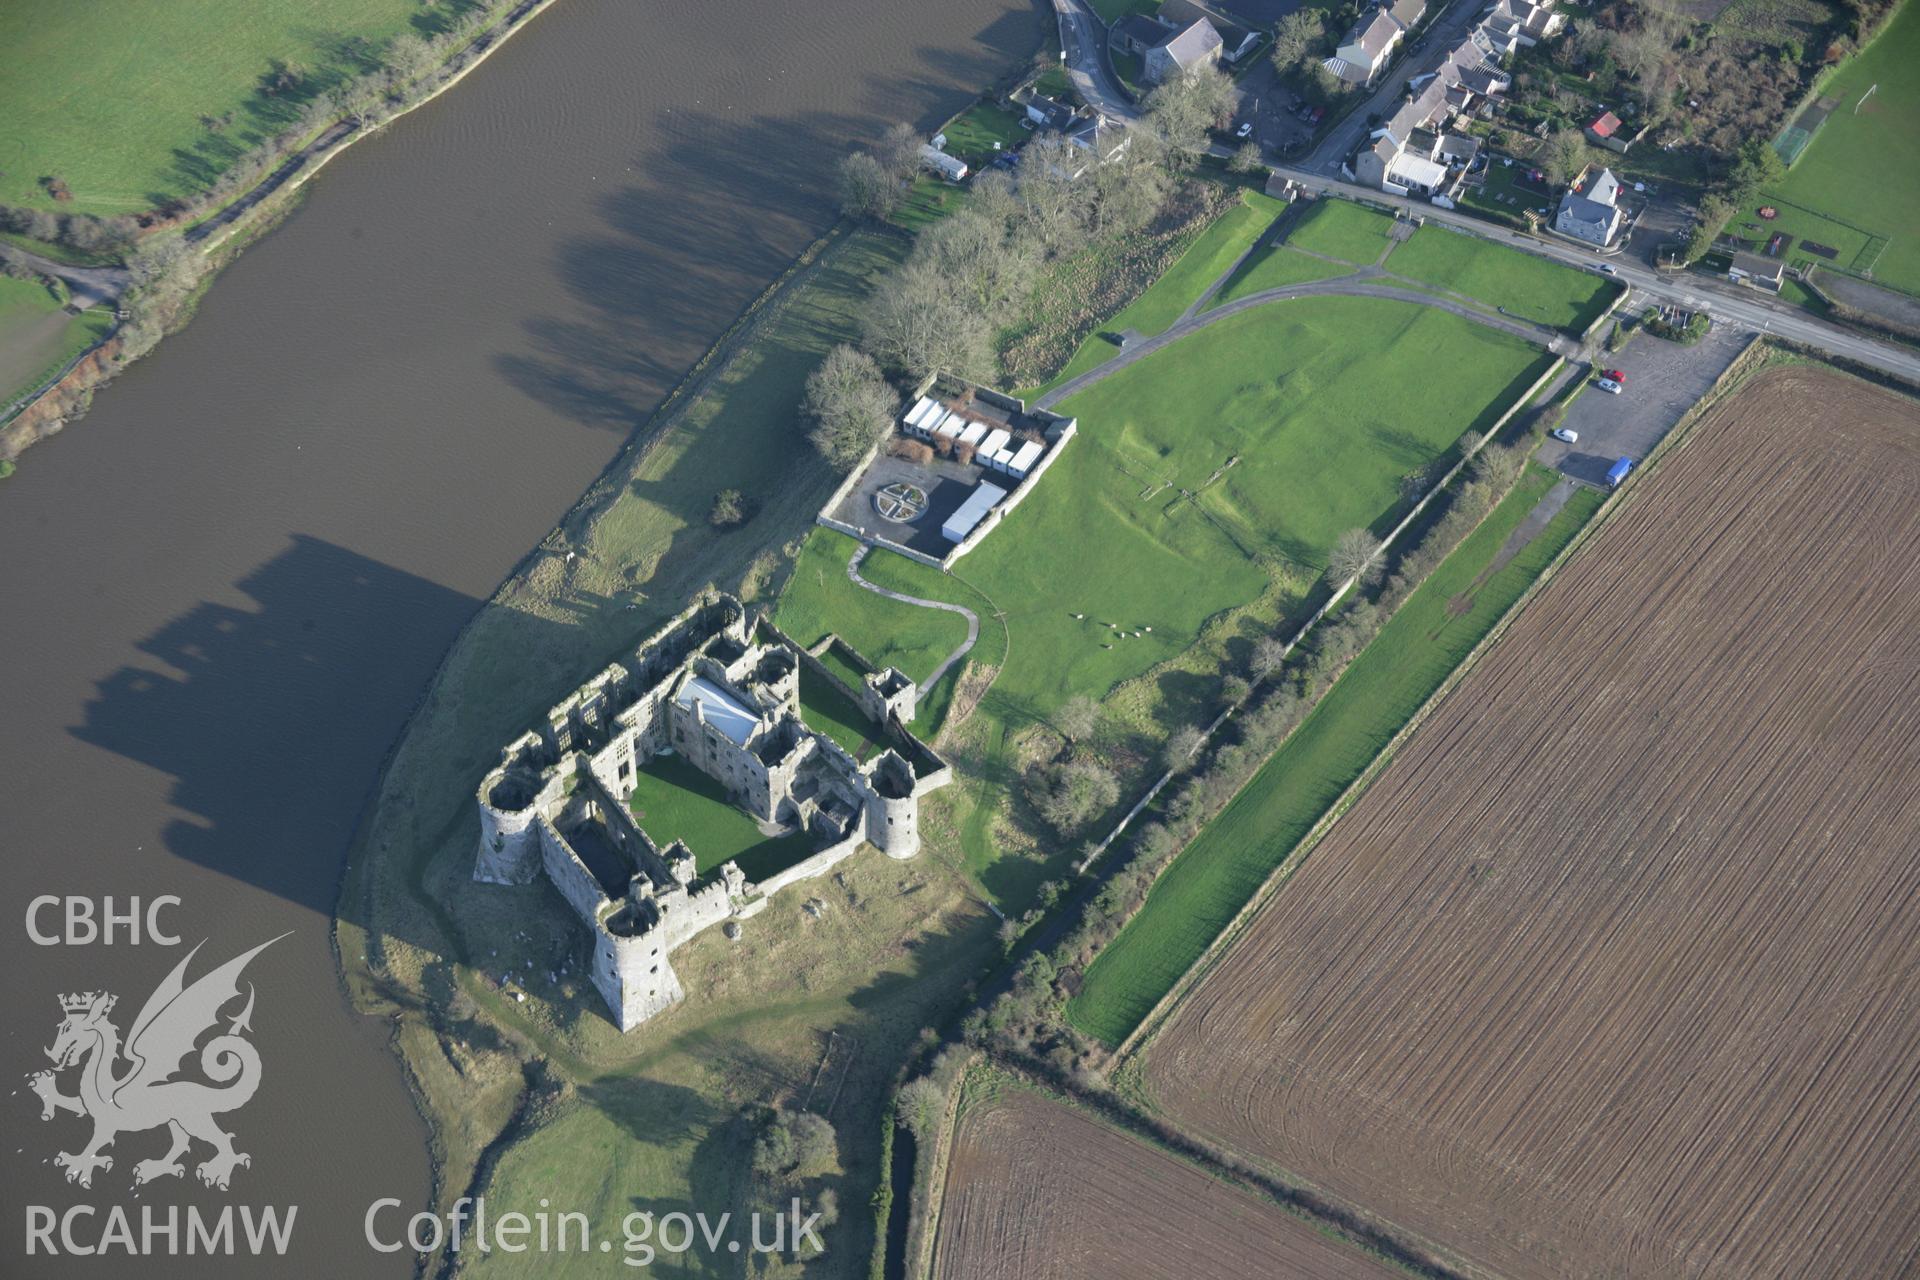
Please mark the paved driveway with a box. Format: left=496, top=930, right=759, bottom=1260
left=1536, top=322, right=1750, bottom=488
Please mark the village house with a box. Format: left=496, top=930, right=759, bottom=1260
left=1144, top=17, right=1224, bottom=83
left=1554, top=165, right=1625, bottom=245
left=1328, top=8, right=1408, bottom=85
left=1480, top=0, right=1564, bottom=55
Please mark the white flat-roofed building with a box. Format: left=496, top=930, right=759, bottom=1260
left=904, top=397, right=939, bottom=430
left=941, top=481, right=1008, bottom=543
left=933, top=415, right=965, bottom=441
left=1007, top=439, right=1044, bottom=478
left=958, top=421, right=988, bottom=447
left=979, top=427, right=1011, bottom=459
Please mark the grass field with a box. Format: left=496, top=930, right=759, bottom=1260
left=1283, top=198, right=1399, bottom=264
left=1766, top=0, right=1920, bottom=295
left=1383, top=225, right=1617, bottom=333
left=1040, top=189, right=1288, bottom=391
left=0, top=0, right=470, bottom=216
left=628, top=752, right=815, bottom=882
left=786, top=296, right=1550, bottom=910
left=1213, top=239, right=1356, bottom=303
left=1070, top=466, right=1603, bottom=1045
left=0, top=277, right=112, bottom=411
left=774, top=529, right=967, bottom=685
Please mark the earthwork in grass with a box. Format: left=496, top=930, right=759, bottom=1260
left=1068, top=464, right=1603, bottom=1045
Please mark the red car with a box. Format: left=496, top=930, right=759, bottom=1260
left=1602, top=369, right=1627, bottom=384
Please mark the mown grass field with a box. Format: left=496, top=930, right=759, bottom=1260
left=1039, top=189, right=1288, bottom=391
left=774, top=528, right=968, bottom=684
left=1384, top=225, right=1617, bottom=333
left=0, top=0, right=460, bottom=215
left=0, top=276, right=112, bottom=410
left=628, top=753, right=814, bottom=882
left=1214, top=238, right=1356, bottom=302
left=784, top=296, right=1550, bottom=909
left=1283, top=198, right=1398, bottom=264
left=1766, top=0, right=1920, bottom=295
left=1070, top=466, right=1604, bottom=1045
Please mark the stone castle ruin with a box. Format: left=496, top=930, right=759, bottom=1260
left=472, top=591, right=950, bottom=1030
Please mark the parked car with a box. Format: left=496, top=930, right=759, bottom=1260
left=1551, top=427, right=1578, bottom=444
left=1596, top=376, right=1623, bottom=394
left=1599, top=264, right=1619, bottom=275
left=1236, top=121, right=1254, bottom=138
left=1602, top=369, right=1627, bottom=384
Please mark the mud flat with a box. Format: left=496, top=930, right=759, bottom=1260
left=1143, top=365, right=1920, bottom=1279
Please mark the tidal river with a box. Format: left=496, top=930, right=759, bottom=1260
left=0, top=0, right=1037, bottom=1272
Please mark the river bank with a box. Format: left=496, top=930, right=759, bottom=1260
left=0, top=0, right=1046, bottom=1271
left=0, top=0, right=559, bottom=464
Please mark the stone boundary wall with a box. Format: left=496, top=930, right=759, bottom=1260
left=750, top=829, right=865, bottom=901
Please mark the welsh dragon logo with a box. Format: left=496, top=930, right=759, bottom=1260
left=28, top=935, right=285, bottom=1191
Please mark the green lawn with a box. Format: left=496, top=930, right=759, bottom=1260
left=0, top=0, right=471, bottom=216
left=1283, top=198, right=1399, bottom=264
left=0, top=276, right=113, bottom=411
left=773, top=528, right=967, bottom=685
left=890, top=173, right=969, bottom=231
left=1069, top=468, right=1604, bottom=1045
left=941, top=100, right=1029, bottom=166
left=628, top=752, right=815, bottom=883
left=1213, top=241, right=1357, bottom=303
left=1767, top=0, right=1920, bottom=295
left=787, top=296, right=1549, bottom=909
left=800, top=666, right=885, bottom=760
left=1036, top=189, right=1289, bottom=391
left=1383, top=224, right=1618, bottom=333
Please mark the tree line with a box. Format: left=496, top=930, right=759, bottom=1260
left=802, top=67, right=1246, bottom=473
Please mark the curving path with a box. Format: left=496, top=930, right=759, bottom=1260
left=1035, top=271, right=1572, bottom=409
left=846, top=545, right=980, bottom=697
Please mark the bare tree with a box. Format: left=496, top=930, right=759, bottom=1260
left=1545, top=128, right=1593, bottom=187
left=1055, top=694, right=1101, bottom=742
left=1144, top=63, right=1239, bottom=159
left=878, top=121, right=922, bottom=186
left=1328, top=528, right=1383, bottom=585
left=916, top=208, right=1038, bottom=311
left=1228, top=140, right=1264, bottom=173
left=838, top=152, right=898, bottom=221
left=1026, top=761, right=1120, bottom=835
left=1249, top=635, right=1287, bottom=678
left=1163, top=725, right=1205, bottom=771
left=860, top=259, right=995, bottom=381
left=1271, top=10, right=1324, bottom=72
left=1014, top=136, right=1091, bottom=252
left=802, top=344, right=897, bottom=470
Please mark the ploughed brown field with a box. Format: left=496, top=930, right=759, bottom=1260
left=932, top=1086, right=1398, bottom=1279
left=1143, top=367, right=1920, bottom=1279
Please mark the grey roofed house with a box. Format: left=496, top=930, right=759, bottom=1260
left=1388, top=0, right=1428, bottom=29
left=1113, top=12, right=1174, bottom=54
left=1144, top=17, right=1224, bottom=83
left=1025, top=94, right=1079, bottom=132
left=1437, top=132, right=1479, bottom=163
left=1335, top=7, right=1407, bottom=78
left=1554, top=166, right=1624, bottom=245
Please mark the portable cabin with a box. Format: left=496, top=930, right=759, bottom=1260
left=941, top=481, right=1008, bottom=542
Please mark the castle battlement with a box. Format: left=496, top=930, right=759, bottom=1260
left=472, top=590, right=950, bottom=1030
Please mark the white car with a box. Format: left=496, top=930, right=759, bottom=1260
left=1236, top=122, right=1254, bottom=139
left=1595, top=377, right=1623, bottom=394
left=1599, top=264, right=1619, bottom=275
left=1551, top=427, right=1578, bottom=444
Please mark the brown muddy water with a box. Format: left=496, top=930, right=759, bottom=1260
left=0, top=0, right=1039, bottom=1273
